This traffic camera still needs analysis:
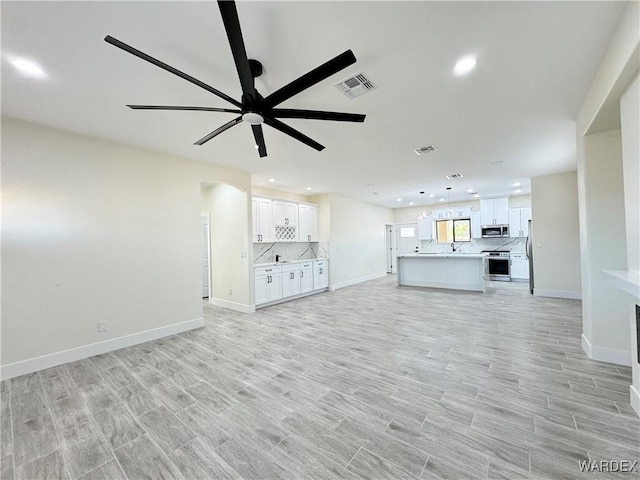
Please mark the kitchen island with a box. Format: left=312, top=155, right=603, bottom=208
left=397, top=253, right=488, bottom=292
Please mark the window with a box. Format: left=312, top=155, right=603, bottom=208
left=435, top=219, right=471, bottom=243
left=399, top=226, right=415, bottom=238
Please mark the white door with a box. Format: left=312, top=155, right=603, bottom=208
left=256, top=198, right=274, bottom=242
left=255, top=275, right=269, bottom=304
left=201, top=215, right=210, bottom=298
left=386, top=225, right=395, bottom=273
left=300, top=267, right=313, bottom=293
left=396, top=223, right=419, bottom=255
left=298, top=204, right=317, bottom=242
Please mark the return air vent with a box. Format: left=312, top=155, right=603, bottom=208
left=335, top=71, right=376, bottom=99
left=413, top=145, right=438, bottom=156
left=446, top=173, right=464, bottom=179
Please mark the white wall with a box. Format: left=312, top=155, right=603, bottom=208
left=325, top=194, right=393, bottom=289
left=620, top=73, right=640, bottom=411
left=201, top=183, right=251, bottom=310
left=620, top=73, right=640, bottom=275
left=252, top=186, right=311, bottom=203
left=575, top=1, right=639, bottom=368
left=530, top=172, right=582, bottom=298
left=1, top=117, right=252, bottom=377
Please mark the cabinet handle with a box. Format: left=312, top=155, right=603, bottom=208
left=308, top=235, right=311, bottom=241
left=301, top=271, right=304, bottom=278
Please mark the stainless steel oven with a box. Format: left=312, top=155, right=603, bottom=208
left=483, top=251, right=511, bottom=281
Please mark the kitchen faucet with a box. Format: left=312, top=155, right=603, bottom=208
left=451, top=242, right=456, bottom=252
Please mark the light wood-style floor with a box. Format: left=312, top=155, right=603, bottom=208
left=1, top=276, right=639, bottom=479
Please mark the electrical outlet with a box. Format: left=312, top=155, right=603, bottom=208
left=228, top=288, right=233, bottom=296
left=97, top=321, right=108, bottom=332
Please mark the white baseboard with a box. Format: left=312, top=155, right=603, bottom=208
left=535, top=289, right=582, bottom=300
left=330, top=272, right=387, bottom=291
left=631, top=385, right=640, bottom=417
left=581, top=334, right=632, bottom=366
left=208, top=297, right=255, bottom=313
left=0, top=317, right=204, bottom=381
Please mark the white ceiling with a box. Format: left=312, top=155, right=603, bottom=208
left=1, top=1, right=625, bottom=207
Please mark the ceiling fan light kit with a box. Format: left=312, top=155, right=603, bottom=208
left=105, top=0, right=365, bottom=158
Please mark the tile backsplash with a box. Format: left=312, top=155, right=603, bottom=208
left=254, top=242, right=329, bottom=264
left=418, top=237, right=526, bottom=254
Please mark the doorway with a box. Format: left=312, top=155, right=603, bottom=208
left=385, top=224, right=396, bottom=273
left=201, top=214, right=210, bottom=298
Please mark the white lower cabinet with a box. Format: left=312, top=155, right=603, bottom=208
left=255, top=260, right=328, bottom=307
left=281, top=264, right=302, bottom=298
left=255, top=265, right=282, bottom=305
left=300, top=262, right=314, bottom=293
left=313, top=260, right=329, bottom=290
left=510, top=253, right=529, bottom=280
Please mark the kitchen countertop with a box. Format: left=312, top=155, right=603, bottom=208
left=400, top=253, right=487, bottom=259
left=254, top=258, right=326, bottom=268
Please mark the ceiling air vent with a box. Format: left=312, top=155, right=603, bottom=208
left=446, top=173, right=464, bottom=179
left=413, top=145, right=438, bottom=155
left=335, top=71, right=376, bottom=99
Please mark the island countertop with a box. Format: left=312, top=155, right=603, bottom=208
left=397, top=253, right=487, bottom=292
left=399, top=253, right=488, bottom=259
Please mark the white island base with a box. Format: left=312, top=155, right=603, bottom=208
left=397, top=254, right=487, bottom=292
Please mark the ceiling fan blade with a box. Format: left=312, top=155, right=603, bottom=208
left=264, top=117, right=325, bottom=152
left=127, top=105, right=242, bottom=113
left=263, top=50, right=357, bottom=108
left=271, top=108, right=365, bottom=123
left=251, top=125, right=267, bottom=157
left=194, top=116, right=243, bottom=146
left=218, top=1, right=257, bottom=104
left=105, top=35, right=242, bottom=109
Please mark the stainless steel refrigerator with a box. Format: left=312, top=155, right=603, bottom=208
left=527, top=219, right=534, bottom=294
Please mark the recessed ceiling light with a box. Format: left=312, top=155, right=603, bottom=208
left=473, top=194, right=480, bottom=198
left=513, top=182, right=521, bottom=187
left=428, top=193, right=435, bottom=198
left=306, top=187, right=312, bottom=191
left=268, top=178, right=275, bottom=183
left=396, top=198, right=402, bottom=202
left=439, top=198, right=445, bottom=202
left=467, top=188, right=474, bottom=193
left=409, top=202, right=415, bottom=206
left=491, top=160, right=503, bottom=165
left=11, top=57, right=46, bottom=78
left=514, top=189, right=522, bottom=194
left=453, top=56, right=477, bottom=76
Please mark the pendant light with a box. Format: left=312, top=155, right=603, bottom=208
left=418, top=191, right=426, bottom=220
left=446, top=187, right=453, bottom=218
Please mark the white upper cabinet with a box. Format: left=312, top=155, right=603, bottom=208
left=509, top=207, right=531, bottom=237
left=273, top=201, right=298, bottom=227
left=480, top=197, right=509, bottom=225
left=471, top=211, right=482, bottom=238
left=298, top=203, right=318, bottom=242
left=431, top=207, right=471, bottom=220
left=252, top=195, right=317, bottom=243
left=417, top=216, right=433, bottom=240
left=253, top=197, right=274, bottom=242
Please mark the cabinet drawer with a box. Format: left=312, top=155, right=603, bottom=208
left=281, top=263, right=301, bottom=273
left=510, top=254, right=527, bottom=262
left=314, top=261, right=326, bottom=268
left=300, top=263, right=313, bottom=270
left=255, top=265, right=282, bottom=276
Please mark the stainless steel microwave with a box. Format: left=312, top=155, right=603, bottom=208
left=481, top=225, right=509, bottom=237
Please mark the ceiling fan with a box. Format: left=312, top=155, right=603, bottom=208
left=104, top=1, right=366, bottom=158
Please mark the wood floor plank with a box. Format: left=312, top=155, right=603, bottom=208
left=3, top=276, right=638, bottom=480
left=15, top=449, right=70, bottom=480
left=113, top=435, right=184, bottom=480
left=77, top=460, right=125, bottom=480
